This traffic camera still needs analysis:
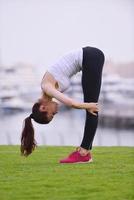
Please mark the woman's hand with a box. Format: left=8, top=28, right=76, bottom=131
left=86, top=103, right=99, bottom=116
left=72, top=102, right=99, bottom=116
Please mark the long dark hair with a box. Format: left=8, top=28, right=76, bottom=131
left=21, top=102, right=50, bottom=157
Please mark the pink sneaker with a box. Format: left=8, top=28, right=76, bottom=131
left=59, top=150, right=93, bottom=164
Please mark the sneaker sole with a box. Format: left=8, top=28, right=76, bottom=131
left=77, top=158, right=93, bottom=164
left=60, top=158, right=93, bottom=164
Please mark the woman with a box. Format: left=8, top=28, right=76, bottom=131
left=21, top=46, right=105, bottom=164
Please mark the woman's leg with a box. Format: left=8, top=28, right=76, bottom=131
left=80, top=46, right=105, bottom=150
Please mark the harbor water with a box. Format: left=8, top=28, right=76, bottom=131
left=0, top=110, right=134, bottom=147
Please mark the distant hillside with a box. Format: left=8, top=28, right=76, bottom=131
left=103, top=60, right=134, bottom=78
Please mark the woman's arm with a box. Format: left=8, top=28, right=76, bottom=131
left=42, top=82, right=99, bottom=115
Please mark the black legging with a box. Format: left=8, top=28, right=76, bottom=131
left=81, top=47, right=105, bottom=150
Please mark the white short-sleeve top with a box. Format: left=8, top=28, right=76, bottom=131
left=47, top=48, right=83, bottom=92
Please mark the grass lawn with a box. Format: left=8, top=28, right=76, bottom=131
left=0, top=146, right=134, bottom=200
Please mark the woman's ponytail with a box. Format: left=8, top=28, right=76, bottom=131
left=20, top=102, right=50, bottom=156
left=21, top=115, right=37, bottom=156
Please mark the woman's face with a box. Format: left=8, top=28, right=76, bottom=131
left=39, top=100, right=58, bottom=121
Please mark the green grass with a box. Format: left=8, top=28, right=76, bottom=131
left=0, top=146, right=134, bottom=200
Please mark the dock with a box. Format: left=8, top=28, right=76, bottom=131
left=99, top=103, right=134, bottom=128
